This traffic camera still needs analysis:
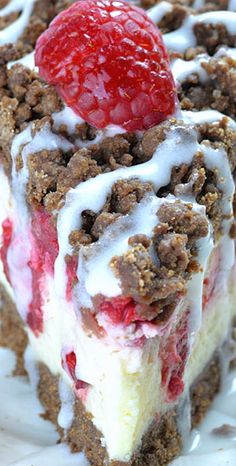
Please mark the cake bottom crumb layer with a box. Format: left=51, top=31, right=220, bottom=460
left=37, top=356, right=221, bottom=466
left=0, top=283, right=226, bottom=465
left=0, top=285, right=27, bottom=376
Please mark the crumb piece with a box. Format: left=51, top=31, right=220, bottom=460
left=157, top=201, right=209, bottom=240
left=212, top=424, right=236, bottom=437
left=110, top=179, right=153, bottom=215
left=91, top=213, right=121, bottom=240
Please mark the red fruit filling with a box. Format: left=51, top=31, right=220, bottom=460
left=35, top=0, right=176, bottom=132
left=100, top=296, right=147, bottom=326
left=27, top=208, right=59, bottom=335
left=0, top=208, right=80, bottom=336
left=30, top=207, right=59, bottom=274
left=64, top=351, right=77, bottom=379
left=62, top=351, right=89, bottom=399
left=0, top=218, right=13, bottom=284
left=160, top=312, right=189, bottom=402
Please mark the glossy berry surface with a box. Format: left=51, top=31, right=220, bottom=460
left=35, top=0, right=176, bottom=131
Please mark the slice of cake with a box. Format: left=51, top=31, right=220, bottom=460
left=0, top=0, right=236, bottom=465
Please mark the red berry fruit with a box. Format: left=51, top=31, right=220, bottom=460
left=35, top=0, right=176, bottom=131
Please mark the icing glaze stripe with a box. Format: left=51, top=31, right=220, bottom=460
left=0, top=0, right=36, bottom=45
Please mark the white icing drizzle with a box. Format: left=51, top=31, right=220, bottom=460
left=7, top=51, right=36, bottom=70
left=0, top=0, right=36, bottom=46
left=0, top=0, right=25, bottom=15
left=202, top=144, right=234, bottom=221
left=171, top=54, right=209, bottom=84
left=55, top=126, right=200, bottom=296
left=52, top=107, right=85, bottom=134
left=22, top=123, right=74, bottom=154
left=78, top=194, right=201, bottom=301
left=78, top=195, right=163, bottom=299
left=183, top=142, right=234, bottom=339
left=161, top=11, right=236, bottom=52
left=194, top=11, right=236, bottom=33
left=52, top=106, right=125, bottom=148
left=173, top=46, right=236, bottom=87
left=215, top=45, right=236, bottom=60
left=187, top=209, right=214, bottom=338
left=149, top=0, right=231, bottom=53
left=202, top=142, right=235, bottom=284
left=75, top=124, right=126, bottom=148
left=181, top=109, right=236, bottom=129
left=57, top=127, right=200, bottom=244
left=55, top=126, right=230, bottom=309
left=148, top=1, right=173, bottom=23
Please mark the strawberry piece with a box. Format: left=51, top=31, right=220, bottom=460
left=35, top=0, right=176, bottom=131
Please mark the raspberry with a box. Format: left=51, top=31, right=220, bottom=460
left=35, top=0, right=176, bottom=131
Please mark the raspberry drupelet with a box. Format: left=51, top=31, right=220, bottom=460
left=35, top=0, right=176, bottom=131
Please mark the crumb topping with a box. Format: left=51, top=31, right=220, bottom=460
left=179, top=56, right=236, bottom=118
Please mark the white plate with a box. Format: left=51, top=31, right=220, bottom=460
left=1, top=347, right=236, bottom=466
